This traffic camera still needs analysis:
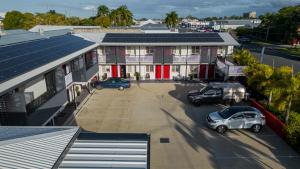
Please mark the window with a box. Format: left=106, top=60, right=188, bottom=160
left=190, top=65, right=198, bottom=73
left=172, top=65, right=180, bottom=72
left=231, top=114, right=244, bottom=120
left=192, top=46, right=200, bottom=54
left=244, top=113, right=256, bottom=119
left=204, top=90, right=216, bottom=95
left=177, top=46, right=182, bottom=55
left=146, top=47, right=154, bottom=54
left=146, top=65, right=154, bottom=72
left=85, top=51, right=97, bottom=70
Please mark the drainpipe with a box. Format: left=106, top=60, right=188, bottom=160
left=162, top=47, right=164, bottom=80
left=185, top=46, right=188, bottom=80
left=139, top=46, right=141, bottom=76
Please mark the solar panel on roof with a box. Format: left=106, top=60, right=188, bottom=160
left=102, top=33, right=224, bottom=43
left=0, top=35, right=95, bottom=83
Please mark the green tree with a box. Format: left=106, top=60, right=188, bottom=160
left=97, top=5, right=110, bottom=17
left=110, top=5, right=133, bottom=26
left=95, top=16, right=111, bottom=28
left=3, top=11, right=25, bottom=29
left=271, top=67, right=300, bottom=122
left=232, top=49, right=258, bottom=66
left=165, top=11, right=178, bottom=28
left=23, top=12, right=36, bottom=30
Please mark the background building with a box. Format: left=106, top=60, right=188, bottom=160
left=243, top=11, right=257, bottom=19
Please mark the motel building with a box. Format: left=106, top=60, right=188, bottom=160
left=0, top=30, right=99, bottom=126
left=97, top=33, right=239, bottom=81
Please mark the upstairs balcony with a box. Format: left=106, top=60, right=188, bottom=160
left=173, top=55, right=187, bottom=63
left=125, top=54, right=139, bottom=63
left=187, top=54, right=201, bottom=63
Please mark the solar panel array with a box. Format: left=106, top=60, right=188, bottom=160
left=102, top=33, right=224, bottom=43
left=0, top=35, right=95, bottom=83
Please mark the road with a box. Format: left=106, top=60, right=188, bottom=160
left=241, top=43, right=300, bottom=73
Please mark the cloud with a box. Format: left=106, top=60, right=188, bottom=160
left=82, top=5, right=96, bottom=11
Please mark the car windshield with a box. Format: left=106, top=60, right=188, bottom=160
left=199, top=86, right=211, bottom=94
left=218, top=108, right=236, bottom=119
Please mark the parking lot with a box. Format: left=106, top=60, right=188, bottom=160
left=73, top=83, right=300, bottom=169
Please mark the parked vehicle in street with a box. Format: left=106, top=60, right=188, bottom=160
left=94, top=78, right=130, bottom=90
left=238, top=36, right=251, bottom=43
left=206, top=106, right=266, bottom=133
left=187, top=82, right=248, bottom=106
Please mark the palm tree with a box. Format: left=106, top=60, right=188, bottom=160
left=271, top=67, right=300, bottom=122
left=165, top=11, right=178, bottom=28
left=110, top=5, right=133, bottom=26
left=97, top=5, right=110, bottom=17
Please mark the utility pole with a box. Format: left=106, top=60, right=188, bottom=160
left=260, top=46, right=265, bottom=63
left=265, top=26, right=270, bottom=41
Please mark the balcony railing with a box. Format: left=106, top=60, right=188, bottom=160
left=26, top=89, right=57, bottom=114
left=126, top=55, right=139, bottom=63
left=173, top=55, right=186, bottom=63
left=65, top=72, right=73, bottom=87
left=140, top=55, right=153, bottom=63
left=187, top=54, right=201, bottom=63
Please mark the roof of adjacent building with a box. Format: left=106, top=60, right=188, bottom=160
left=0, top=29, right=72, bottom=46
left=0, top=127, right=79, bottom=169
left=215, top=19, right=261, bottom=26
left=0, top=34, right=98, bottom=95
left=59, top=132, right=150, bottom=169
left=101, top=32, right=239, bottom=46
left=140, top=23, right=169, bottom=30
left=0, top=127, right=150, bottom=169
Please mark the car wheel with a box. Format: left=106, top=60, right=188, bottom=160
left=194, top=100, right=201, bottom=106
left=252, top=124, right=262, bottom=133
left=119, top=86, right=124, bottom=91
left=216, top=125, right=227, bottom=134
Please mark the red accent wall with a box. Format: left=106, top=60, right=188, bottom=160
left=250, top=99, right=286, bottom=138
left=199, top=64, right=206, bottom=80
left=112, top=65, right=118, bottom=78
left=155, top=65, right=162, bottom=79
left=208, top=64, right=215, bottom=80
left=163, top=65, right=170, bottom=79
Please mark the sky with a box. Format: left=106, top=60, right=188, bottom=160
left=0, top=0, right=300, bottom=19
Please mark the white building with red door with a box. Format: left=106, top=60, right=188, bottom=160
left=97, top=33, right=239, bottom=80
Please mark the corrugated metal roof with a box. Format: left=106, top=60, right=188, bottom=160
left=0, top=127, right=79, bottom=169
left=59, top=133, right=150, bottom=169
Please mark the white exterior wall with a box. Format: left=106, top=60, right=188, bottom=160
left=24, top=76, right=47, bottom=103
left=227, top=46, right=234, bottom=55
left=140, top=46, right=146, bottom=56
left=99, top=65, right=112, bottom=79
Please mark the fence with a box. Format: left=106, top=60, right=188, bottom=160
left=250, top=99, right=286, bottom=138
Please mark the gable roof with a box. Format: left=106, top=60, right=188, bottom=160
left=101, top=32, right=239, bottom=46
left=0, top=127, right=79, bottom=169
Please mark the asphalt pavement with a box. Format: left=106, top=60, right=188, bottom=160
left=241, top=43, right=300, bottom=73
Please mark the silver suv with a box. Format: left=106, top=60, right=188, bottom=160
left=206, top=106, right=266, bottom=134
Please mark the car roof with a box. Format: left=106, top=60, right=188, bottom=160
left=228, top=106, right=257, bottom=113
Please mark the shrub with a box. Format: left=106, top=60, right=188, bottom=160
left=285, top=112, right=300, bottom=152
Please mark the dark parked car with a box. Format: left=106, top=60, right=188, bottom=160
left=94, top=78, right=130, bottom=90
left=187, top=87, right=223, bottom=105
left=238, top=37, right=251, bottom=43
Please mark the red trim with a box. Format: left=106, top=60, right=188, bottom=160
left=163, top=65, right=170, bottom=79
left=250, top=99, right=286, bottom=138
left=112, top=65, right=118, bottom=78
left=199, top=64, right=206, bottom=80
left=208, top=64, right=215, bottom=80
left=155, top=65, right=161, bottom=79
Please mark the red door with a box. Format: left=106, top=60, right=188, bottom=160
left=199, top=64, right=206, bottom=80
left=163, top=65, right=170, bottom=79
left=208, top=64, right=215, bottom=80
left=155, top=65, right=162, bottom=79
left=112, top=65, right=118, bottom=78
